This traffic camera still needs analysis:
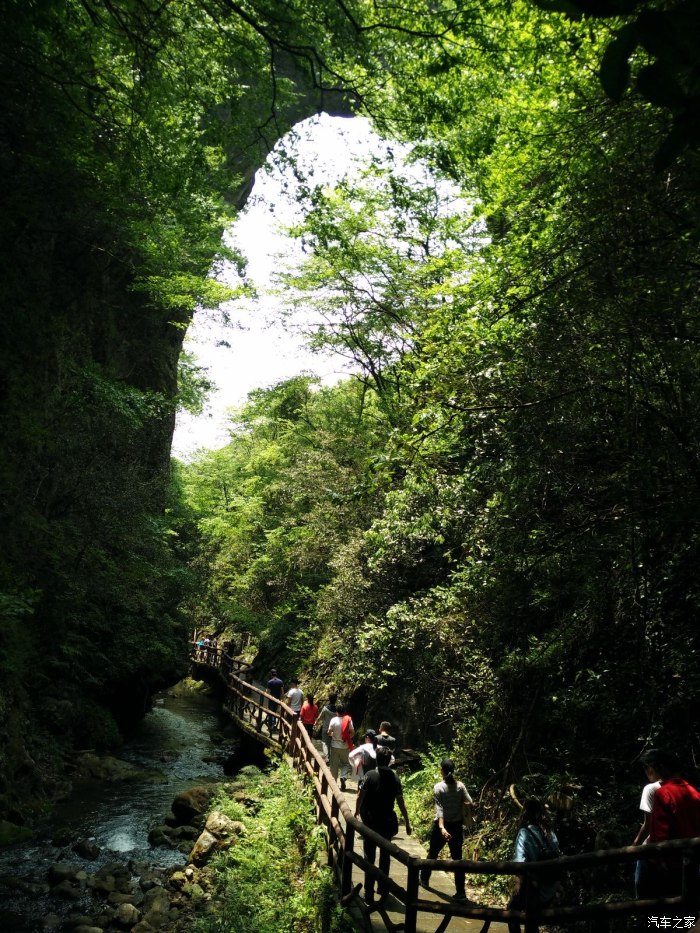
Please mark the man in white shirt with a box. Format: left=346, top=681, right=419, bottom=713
left=350, top=729, right=378, bottom=783
left=327, top=704, right=353, bottom=791
left=286, top=679, right=303, bottom=717
left=633, top=757, right=661, bottom=897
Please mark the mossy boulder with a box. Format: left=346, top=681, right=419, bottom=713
left=171, top=785, right=217, bottom=825
left=0, top=820, right=33, bottom=846
left=76, top=754, right=166, bottom=784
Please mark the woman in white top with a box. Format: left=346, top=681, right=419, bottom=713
left=350, top=729, right=378, bottom=783
left=419, top=758, right=473, bottom=901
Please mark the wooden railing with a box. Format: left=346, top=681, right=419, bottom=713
left=192, top=645, right=700, bottom=932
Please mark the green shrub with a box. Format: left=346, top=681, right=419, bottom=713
left=197, top=762, right=355, bottom=933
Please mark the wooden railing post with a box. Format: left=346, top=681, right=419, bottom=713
left=312, top=755, right=322, bottom=820
left=329, top=793, right=340, bottom=870
left=523, top=868, right=536, bottom=933
left=681, top=852, right=699, bottom=908
left=405, top=860, right=420, bottom=933
left=290, top=714, right=299, bottom=758
left=341, top=820, right=355, bottom=898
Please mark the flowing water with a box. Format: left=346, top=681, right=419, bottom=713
left=0, top=688, right=238, bottom=931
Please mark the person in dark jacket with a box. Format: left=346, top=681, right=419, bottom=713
left=265, top=669, right=283, bottom=728
left=355, top=746, right=411, bottom=902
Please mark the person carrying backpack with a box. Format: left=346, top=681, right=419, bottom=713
left=314, top=693, right=337, bottom=761
left=350, top=729, right=378, bottom=783
left=507, top=797, right=561, bottom=933
left=355, top=746, right=412, bottom=902
left=327, top=704, right=354, bottom=791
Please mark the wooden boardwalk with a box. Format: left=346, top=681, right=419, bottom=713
left=193, top=646, right=700, bottom=933
left=338, top=781, right=503, bottom=933
left=231, top=686, right=496, bottom=930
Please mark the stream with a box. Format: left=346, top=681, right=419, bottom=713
left=0, top=687, right=239, bottom=931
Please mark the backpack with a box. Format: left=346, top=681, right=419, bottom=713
left=526, top=826, right=562, bottom=888
left=341, top=714, right=355, bottom=750
left=362, top=747, right=377, bottom=772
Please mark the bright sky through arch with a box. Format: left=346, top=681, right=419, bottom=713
left=172, top=114, right=394, bottom=460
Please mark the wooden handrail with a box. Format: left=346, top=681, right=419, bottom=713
left=191, top=643, right=700, bottom=931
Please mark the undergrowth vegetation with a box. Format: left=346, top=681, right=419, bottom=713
left=196, top=762, right=355, bottom=933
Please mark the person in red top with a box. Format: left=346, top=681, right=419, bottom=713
left=637, top=748, right=700, bottom=898
left=299, top=693, right=319, bottom=736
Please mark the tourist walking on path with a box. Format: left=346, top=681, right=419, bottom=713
left=638, top=748, right=700, bottom=899
left=299, top=693, right=319, bottom=735
left=286, top=678, right=303, bottom=718
left=376, top=721, right=396, bottom=751
left=633, top=755, right=661, bottom=897
left=266, top=669, right=284, bottom=728
left=328, top=704, right=354, bottom=790
left=350, top=729, right=378, bottom=783
left=314, top=692, right=337, bottom=761
left=355, top=746, right=412, bottom=902
left=420, top=758, right=473, bottom=902
left=506, top=797, right=561, bottom=933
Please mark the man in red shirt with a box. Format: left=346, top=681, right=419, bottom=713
left=638, top=749, right=700, bottom=898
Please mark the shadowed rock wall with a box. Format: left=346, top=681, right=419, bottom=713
left=0, top=9, right=354, bottom=818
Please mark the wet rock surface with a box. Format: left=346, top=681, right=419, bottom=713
left=0, top=689, right=244, bottom=931
left=0, top=802, right=230, bottom=931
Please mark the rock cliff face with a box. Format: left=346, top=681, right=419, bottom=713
left=222, top=50, right=354, bottom=210
left=0, top=5, right=354, bottom=817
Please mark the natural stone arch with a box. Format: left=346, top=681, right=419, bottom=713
left=222, top=49, right=356, bottom=211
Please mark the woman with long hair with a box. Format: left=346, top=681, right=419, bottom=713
left=419, top=758, right=474, bottom=902
left=507, top=797, right=561, bottom=933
